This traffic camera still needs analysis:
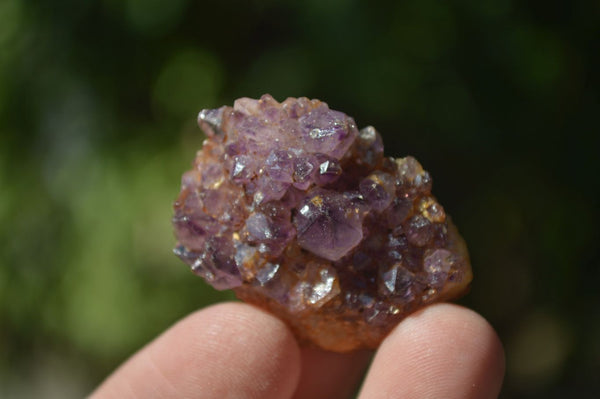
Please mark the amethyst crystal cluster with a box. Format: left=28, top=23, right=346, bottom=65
left=173, top=95, right=472, bottom=352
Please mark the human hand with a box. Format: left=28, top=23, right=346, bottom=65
left=90, top=302, right=504, bottom=399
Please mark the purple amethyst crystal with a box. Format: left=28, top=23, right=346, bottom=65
left=173, top=95, right=472, bottom=352
left=294, top=189, right=365, bottom=261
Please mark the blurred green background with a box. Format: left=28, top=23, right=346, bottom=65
left=0, top=0, right=598, bottom=397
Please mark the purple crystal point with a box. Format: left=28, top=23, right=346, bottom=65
left=174, top=239, right=242, bottom=290
left=265, top=150, right=295, bottom=182
left=299, top=106, right=359, bottom=159
left=173, top=95, right=472, bottom=352
left=230, top=155, right=255, bottom=182
left=378, top=262, right=423, bottom=305
left=423, top=249, right=455, bottom=288
left=292, top=156, right=316, bottom=190
left=314, top=154, right=342, bottom=186
left=197, top=107, right=224, bottom=136
left=359, top=172, right=395, bottom=211
left=355, top=126, right=384, bottom=168
left=294, top=190, right=365, bottom=261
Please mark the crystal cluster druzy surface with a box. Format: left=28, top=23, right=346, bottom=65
left=173, top=95, right=472, bottom=352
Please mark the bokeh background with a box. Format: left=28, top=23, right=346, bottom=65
left=1, top=0, right=598, bottom=397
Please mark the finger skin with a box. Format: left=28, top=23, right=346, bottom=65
left=359, top=304, right=505, bottom=399
left=90, top=302, right=301, bottom=399
left=293, top=348, right=372, bottom=399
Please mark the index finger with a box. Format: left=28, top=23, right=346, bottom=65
left=89, top=302, right=301, bottom=399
